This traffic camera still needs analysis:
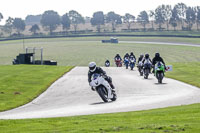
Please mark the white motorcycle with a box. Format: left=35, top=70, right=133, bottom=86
left=90, top=73, right=117, bottom=102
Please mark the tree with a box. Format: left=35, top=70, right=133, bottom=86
left=3, top=17, right=14, bottom=36
left=137, top=11, right=149, bottom=31
left=40, top=10, right=60, bottom=35
left=154, top=5, right=166, bottom=30
left=163, top=5, right=172, bottom=31
left=90, top=11, right=105, bottom=33
left=195, top=6, right=200, bottom=30
left=13, top=18, right=26, bottom=34
left=123, top=13, right=135, bottom=31
left=169, top=7, right=179, bottom=31
left=0, top=13, right=3, bottom=22
left=185, top=7, right=196, bottom=30
left=106, top=12, right=122, bottom=32
left=174, top=3, right=187, bottom=28
left=61, top=13, right=71, bottom=33
left=69, top=10, right=85, bottom=33
left=149, top=10, right=155, bottom=29
left=29, top=24, right=40, bottom=35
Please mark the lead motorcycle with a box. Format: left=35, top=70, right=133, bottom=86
left=90, top=73, right=117, bottom=102
left=155, top=61, right=165, bottom=83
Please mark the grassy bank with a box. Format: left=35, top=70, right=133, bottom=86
left=0, top=65, right=73, bottom=111
left=0, top=103, right=200, bottom=132
left=166, top=62, right=200, bottom=88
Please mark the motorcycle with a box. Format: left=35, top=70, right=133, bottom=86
left=124, top=57, right=129, bottom=69
left=90, top=73, right=117, bottom=102
left=105, top=60, right=110, bottom=67
left=143, top=60, right=152, bottom=79
left=115, top=58, right=122, bottom=67
left=129, top=58, right=136, bottom=70
left=137, top=61, right=143, bottom=76
left=155, top=61, right=165, bottom=83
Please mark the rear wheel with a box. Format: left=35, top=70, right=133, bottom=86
left=97, top=86, right=108, bottom=102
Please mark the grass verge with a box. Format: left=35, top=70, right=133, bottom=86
left=166, top=62, right=200, bottom=88
left=0, top=103, right=199, bottom=133
left=0, top=65, right=73, bottom=112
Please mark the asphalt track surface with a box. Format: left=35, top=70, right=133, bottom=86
left=0, top=67, right=200, bottom=119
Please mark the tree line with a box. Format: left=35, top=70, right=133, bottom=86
left=0, top=2, right=200, bottom=36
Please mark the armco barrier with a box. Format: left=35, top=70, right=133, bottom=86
left=1, top=34, right=200, bottom=42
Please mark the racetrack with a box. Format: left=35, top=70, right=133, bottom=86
left=0, top=67, right=200, bottom=119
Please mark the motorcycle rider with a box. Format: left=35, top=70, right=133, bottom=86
left=105, top=60, right=110, bottom=67
left=152, top=52, right=166, bottom=73
left=114, top=54, right=122, bottom=61
left=129, top=52, right=136, bottom=61
left=142, top=54, right=152, bottom=72
left=138, top=54, right=144, bottom=63
left=123, top=53, right=130, bottom=60
left=88, top=62, right=115, bottom=91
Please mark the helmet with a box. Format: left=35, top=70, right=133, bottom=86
left=145, top=54, right=149, bottom=59
left=130, top=52, right=133, bottom=55
left=89, top=62, right=96, bottom=72
left=140, top=54, right=144, bottom=58
left=155, top=52, right=160, bottom=57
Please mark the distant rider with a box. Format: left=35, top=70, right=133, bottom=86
left=114, top=54, right=122, bottom=61
left=129, top=52, right=136, bottom=61
left=138, top=54, right=144, bottom=63
left=123, top=53, right=130, bottom=60
left=142, top=54, right=152, bottom=72
left=105, top=60, right=110, bottom=67
left=88, top=62, right=115, bottom=91
left=152, top=52, right=166, bottom=73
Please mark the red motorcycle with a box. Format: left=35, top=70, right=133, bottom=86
left=115, top=58, right=122, bottom=67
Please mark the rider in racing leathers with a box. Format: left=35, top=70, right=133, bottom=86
left=152, top=52, right=166, bottom=73
left=88, top=62, right=115, bottom=91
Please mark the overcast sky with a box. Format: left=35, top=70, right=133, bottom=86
left=0, top=0, right=199, bottom=24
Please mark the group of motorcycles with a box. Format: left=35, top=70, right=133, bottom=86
left=138, top=60, right=165, bottom=84
left=115, top=57, right=136, bottom=70
left=114, top=57, right=165, bottom=84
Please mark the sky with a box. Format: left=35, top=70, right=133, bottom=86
left=0, top=0, right=200, bottom=24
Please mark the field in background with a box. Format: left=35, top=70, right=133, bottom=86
left=0, top=37, right=200, bottom=66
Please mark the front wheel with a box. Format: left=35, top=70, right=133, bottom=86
left=97, top=86, right=108, bottom=102
left=111, top=91, right=117, bottom=101
left=144, top=69, right=149, bottom=79
left=157, top=72, right=164, bottom=83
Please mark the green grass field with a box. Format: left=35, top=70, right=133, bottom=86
left=0, top=37, right=200, bottom=66
left=0, top=37, right=200, bottom=132
left=0, top=65, right=73, bottom=111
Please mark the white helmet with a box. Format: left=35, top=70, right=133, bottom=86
left=89, top=62, right=96, bottom=72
